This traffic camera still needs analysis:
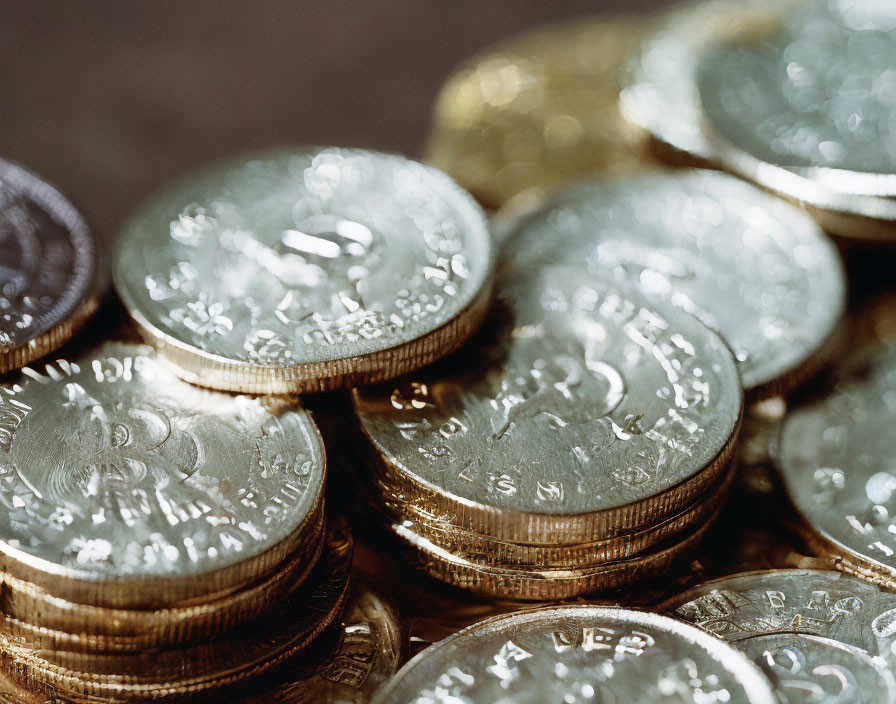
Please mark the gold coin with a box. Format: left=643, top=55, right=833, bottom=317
left=2, top=524, right=352, bottom=703
left=0, top=512, right=324, bottom=652
left=424, top=17, right=649, bottom=208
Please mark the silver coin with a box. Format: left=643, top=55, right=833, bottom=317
left=664, top=569, right=896, bottom=704
left=500, top=170, right=845, bottom=399
left=0, top=158, right=101, bottom=373
left=113, top=147, right=493, bottom=393
left=0, top=341, right=325, bottom=606
left=353, top=262, right=741, bottom=542
left=371, top=605, right=777, bottom=704
left=777, top=343, right=896, bottom=582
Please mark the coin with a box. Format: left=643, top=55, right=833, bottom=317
left=424, top=17, right=648, bottom=208
left=237, top=586, right=404, bottom=703
left=698, top=0, right=896, bottom=240
left=371, top=605, right=777, bottom=703
left=663, top=569, right=896, bottom=703
left=353, top=261, right=742, bottom=545
left=3, top=524, right=352, bottom=703
left=113, top=147, right=494, bottom=393
left=0, top=341, right=325, bottom=608
left=777, top=343, right=896, bottom=587
left=0, top=158, right=101, bottom=374
left=499, top=170, right=846, bottom=399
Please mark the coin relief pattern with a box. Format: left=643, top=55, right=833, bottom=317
left=114, top=148, right=491, bottom=367
left=0, top=342, right=324, bottom=579
left=355, top=265, right=741, bottom=515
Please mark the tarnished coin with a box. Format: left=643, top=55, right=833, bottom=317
left=697, top=0, right=896, bottom=239
left=3, top=525, right=352, bottom=704
left=0, top=341, right=325, bottom=608
left=663, top=569, right=896, bottom=703
left=424, top=17, right=647, bottom=208
left=371, top=605, right=776, bottom=703
left=500, top=170, right=845, bottom=399
left=0, top=158, right=101, bottom=373
left=354, top=260, right=742, bottom=545
left=113, top=147, right=493, bottom=393
left=777, top=343, right=896, bottom=588
left=238, top=586, right=404, bottom=704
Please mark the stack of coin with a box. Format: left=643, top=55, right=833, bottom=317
left=623, top=0, right=896, bottom=241
left=0, top=342, right=350, bottom=701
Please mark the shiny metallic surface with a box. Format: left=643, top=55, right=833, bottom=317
left=500, top=170, right=846, bottom=399
left=664, top=569, right=896, bottom=704
left=113, top=147, right=493, bottom=393
left=0, top=341, right=325, bottom=606
left=354, top=243, right=741, bottom=544
left=0, top=158, right=101, bottom=373
left=778, top=343, right=896, bottom=585
left=372, top=605, right=777, bottom=704
left=424, top=17, right=648, bottom=208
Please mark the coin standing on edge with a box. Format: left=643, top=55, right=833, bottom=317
left=0, top=158, right=101, bottom=374
left=113, top=147, right=494, bottom=393
left=354, top=259, right=742, bottom=545
left=777, top=343, right=896, bottom=589
left=663, top=569, right=896, bottom=704
left=501, top=170, right=846, bottom=399
left=0, top=341, right=326, bottom=609
left=371, top=605, right=777, bottom=703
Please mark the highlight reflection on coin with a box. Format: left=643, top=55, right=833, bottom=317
left=664, top=570, right=896, bottom=704
left=371, top=606, right=776, bottom=704
left=0, top=342, right=325, bottom=608
left=0, top=158, right=101, bottom=373
left=424, top=17, right=647, bottom=208
left=777, top=343, right=896, bottom=587
left=500, top=170, right=845, bottom=399
left=113, top=147, right=493, bottom=393
left=354, top=262, right=742, bottom=544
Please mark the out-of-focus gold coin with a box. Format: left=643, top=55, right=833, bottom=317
left=3, top=525, right=352, bottom=704
left=424, top=17, right=650, bottom=208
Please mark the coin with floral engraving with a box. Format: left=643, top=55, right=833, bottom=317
left=501, top=170, right=845, bottom=399
left=663, top=570, right=896, bottom=703
left=113, top=147, right=493, bottom=393
left=0, top=341, right=325, bottom=608
left=424, top=17, right=647, bottom=208
left=372, top=605, right=776, bottom=704
left=354, top=258, right=742, bottom=545
left=777, top=344, right=896, bottom=588
left=0, top=158, right=101, bottom=374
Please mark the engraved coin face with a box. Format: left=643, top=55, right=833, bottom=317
left=354, top=264, right=741, bottom=529
left=698, top=0, right=896, bottom=196
left=0, top=158, right=100, bottom=373
left=425, top=17, right=645, bottom=208
left=664, top=570, right=896, bottom=704
left=778, top=344, right=896, bottom=580
left=0, top=342, right=325, bottom=601
left=113, top=147, right=493, bottom=393
left=372, top=606, right=776, bottom=703
left=500, top=170, right=845, bottom=398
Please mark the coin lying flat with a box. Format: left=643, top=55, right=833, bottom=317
left=777, top=343, right=896, bottom=588
left=113, top=147, right=493, bottom=393
left=354, top=258, right=742, bottom=544
left=501, top=170, right=845, bottom=399
left=424, top=17, right=647, bottom=208
left=663, top=569, right=896, bottom=703
left=0, top=158, right=101, bottom=374
left=237, top=586, right=404, bottom=703
left=372, top=605, right=776, bottom=703
left=697, top=0, right=896, bottom=239
left=5, top=525, right=352, bottom=704
left=0, top=341, right=325, bottom=608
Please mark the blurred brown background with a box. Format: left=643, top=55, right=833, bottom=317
left=0, top=0, right=672, bottom=241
